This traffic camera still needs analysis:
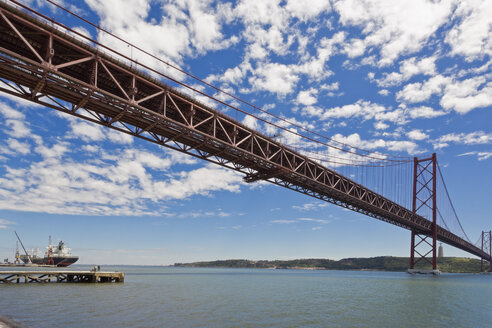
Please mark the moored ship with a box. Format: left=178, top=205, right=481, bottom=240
left=20, top=237, right=79, bottom=267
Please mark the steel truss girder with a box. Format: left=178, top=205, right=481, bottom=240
left=0, top=1, right=489, bottom=262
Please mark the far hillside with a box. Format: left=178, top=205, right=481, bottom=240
left=175, top=256, right=485, bottom=273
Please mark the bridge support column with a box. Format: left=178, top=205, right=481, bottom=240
left=480, top=231, right=491, bottom=272
left=409, top=154, right=438, bottom=271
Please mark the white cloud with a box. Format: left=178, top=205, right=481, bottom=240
left=206, top=62, right=253, bottom=86
left=186, top=1, right=239, bottom=54
left=331, top=133, right=419, bottom=154
left=0, top=135, right=244, bottom=215
left=270, top=219, right=297, bottom=224
left=292, top=202, right=329, bottom=211
left=374, top=122, right=389, bottom=130
left=6, top=138, right=30, bottom=155
left=297, top=88, right=318, bottom=106
left=205, top=16, right=345, bottom=95
left=459, top=151, right=492, bottom=161
left=0, top=102, right=24, bottom=119
left=398, top=74, right=492, bottom=114
left=397, top=75, right=451, bottom=103
left=270, top=217, right=331, bottom=225
left=107, top=129, right=134, bottom=144
left=302, top=100, right=406, bottom=125
left=445, top=0, right=492, bottom=61
left=5, top=119, right=31, bottom=138
left=374, top=72, right=403, bottom=88
left=0, top=102, right=31, bottom=138
left=440, top=76, right=492, bottom=114
left=82, top=145, right=99, bottom=153
left=249, top=63, right=300, bottom=95
left=434, top=131, right=492, bottom=149
left=343, top=38, right=366, bottom=58
left=59, top=116, right=134, bottom=144
left=457, top=59, right=492, bottom=78
left=320, top=82, right=339, bottom=91
left=437, top=131, right=492, bottom=145
left=161, top=165, right=243, bottom=199
left=285, top=0, right=331, bottom=21
left=406, top=106, right=447, bottom=119
left=243, top=24, right=294, bottom=57
left=0, top=218, right=15, bottom=229
left=84, top=0, right=236, bottom=81
left=165, top=209, right=234, bottom=219
left=242, top=115, right=258, bottom=130
left=71, top=26, right=92, bottom=39
left=372, top=56, right=437, bottom=88
left=407, top=129, right=428, bottom=141
left=34, top=141, right=70, bottom=159
left=0, top=93, right=43, bottom=109
left=475, top=152, right=492, bottom=161
left=400, top=56, right=437, bottom=80
left=70, top=121, right=105, bottom=142
left=334, top=0, right=455, bottom=66
left=234, top=0, right=287, bottom=26
left=298, top=217, right=330, bottom=224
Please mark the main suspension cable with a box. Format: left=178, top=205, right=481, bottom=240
left=437, top=162, right=471, bottom=243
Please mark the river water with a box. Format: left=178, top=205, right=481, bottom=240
left=1, top=266, right=491, bottom=328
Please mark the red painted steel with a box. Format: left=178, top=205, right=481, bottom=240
left=432, top=153, right=437, bottom=269
left=410, top=157, right=417, bottom=269
left=410, top=154, right=438, bottom=269
left=480, top=231, right=491, bottom=272
left=481, top=232, right=484, bottom=272
left=0, top=1, right=489, bottom=262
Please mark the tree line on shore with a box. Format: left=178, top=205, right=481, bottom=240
left=174, top=256, right=484, bottom=273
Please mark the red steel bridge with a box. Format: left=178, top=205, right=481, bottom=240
left=0, top=0, right=490, bottom=271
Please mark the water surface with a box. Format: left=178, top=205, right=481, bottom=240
left=1, top=266, right=491, bottom=327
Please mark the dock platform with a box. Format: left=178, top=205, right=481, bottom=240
left=0, top=271, right=124, bottom=283
left=0, top=263, right=56, bottom=268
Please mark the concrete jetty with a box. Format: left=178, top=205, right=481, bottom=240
left=0, top=263, right=56, bottom=268
left=0, top=270, right=124, bottom=283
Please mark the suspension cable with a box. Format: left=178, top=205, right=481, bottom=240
left=437, top=161, right=471, bottom=243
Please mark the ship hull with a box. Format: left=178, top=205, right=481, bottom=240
left=55, top=257, right=78, bottom=267
left=20, top=256, right=78, bottom=267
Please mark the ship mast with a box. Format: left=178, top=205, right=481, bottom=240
left=14, top=241, right=21, bottom=264
left=46, top=236, right=54, bottom=265
left=14, top=231, right=32, bottom=264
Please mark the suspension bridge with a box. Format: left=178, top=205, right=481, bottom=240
left=0, top=0, right=490, bottom=272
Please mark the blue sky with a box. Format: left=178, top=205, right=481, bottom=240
left=0, top=0, right=491, bottom=265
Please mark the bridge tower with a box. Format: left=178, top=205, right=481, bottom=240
left=481, top=231, right=491, bottom=272
left=409, top=153, right=438, bottom=271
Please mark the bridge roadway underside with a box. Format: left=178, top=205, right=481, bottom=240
left=0, top=1, right=489, bottom=262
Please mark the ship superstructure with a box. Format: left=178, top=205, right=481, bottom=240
left=16, top=233, right=79, bottom=267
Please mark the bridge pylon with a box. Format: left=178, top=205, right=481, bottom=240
left=481, top=231, right=491, bottom=272
left=409, top=153, right=438, bottom=271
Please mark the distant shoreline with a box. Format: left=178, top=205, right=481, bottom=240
left=174, top=256, right=484, bottom=273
